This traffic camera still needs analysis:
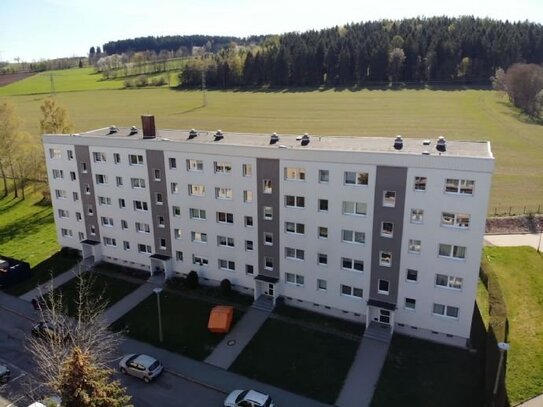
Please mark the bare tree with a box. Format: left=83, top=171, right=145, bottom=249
left=0, top=100, right=20, bottom=197
left=388, top=48, right=406, bottom=82
left=40, top=97, right=74, bottom=135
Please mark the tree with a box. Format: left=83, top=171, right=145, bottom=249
left=14, top=132, right=39, bottom=199
left=495, top=64, right=543, bottom=118
left=26, top=273, right=131, bottom=406
left=0, top=100, right=20, bottom=197
left=40, top=97, right=74, bottom=134
left=388, top=48, right=406, bottom=82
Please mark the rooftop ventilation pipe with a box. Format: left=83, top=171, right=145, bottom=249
left=436, top=136, right=447, bottom=152
left=301, top=133, right=310, bottom=146
left=141, top=115, right=156, bottom=139
left=393, top=135, right=403, bottom=150
left=188, top=129, right=198, bottom=139
left=129, top=126, right=138, bottom=136
left=108, top=125, right=118, bottom=135
left=214, top=130, right=224, bottom=141
left=270, top=132, right=279, bottom=144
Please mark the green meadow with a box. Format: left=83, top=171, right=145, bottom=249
left=1, top=68, right=542, bottom=210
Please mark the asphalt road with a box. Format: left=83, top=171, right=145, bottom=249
left=0, top=308, right=226, bottom=407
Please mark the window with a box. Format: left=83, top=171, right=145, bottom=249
left=342, top=201, right=367, bottom=216
left=87, top=205, right=94, bottom=216
left=378, top=279, right=390, bottom=294
left=243, top=190, right=253, bottom=203
left=414, top=176, right=427, bottom=191
left=318, top=226, right=328, bottom=238
left=411, top=208, right=424, bottom=224
left=264, top=232, right=273, bottom=246
left=128, top=154, right=144, bottom=166
left=100, top=216, right=114, bottom=227
left=160, top=238, right=167, bottom=249
left=246, top=264, right=254, bottom=275
left=157, top=216, right=165, bottom=227
left=441, top=212, right=470, bottom=228
left=435, top=274, right=463, bottom=290
left=406, top=269, right=418, bottom=282
left=245, top=216, right=254, bottom=227
left=341, top=257, right=364, bottom=272
left=319, top=170, right=329, bottom=183
left=55, top=189, right=67, bottom=199
left=445, top=178, right=474, bottom=195
left=317, top=279, right=327, bottom=291
left=116, top=176, right=123, bottom=186
left=73, top=192, right=79, bottom=201
left=174, top=229, right=182, bottom=240
left=191, top=231, right=208, bottom=243
left=193, top=255, right=209, bottom=266
left=114, top=153, right=121, bottom=164
left=123, top=241, right=130, bottom=251
left=98, top=196, right=111, bottom=206
left=172, top=206, right=181, bottom=217
left=379, top=251, right=392, bottom=267
left=153, top=169, right=161, bottom=181
left=67, top=150, right=74, bottom=160
left=58, top=209, right=69, bottom=218
left=118, top=198, right=126, bottom=209
left=432, top=303, right=459, bottom=319
left=408, top=239, right=421, bottom=254
left=383, top=190, right=396, bottom=207
left=176, top=251, right=184, bottom=261
left=90, top=225, right=96, bottom=235
left=341, top=285, right=363, bottom=298
left=187, top=159, right=203, bottom=171
left=214, top=161, right=232, bottom=174
left=135, top=222, right=151, bottom=233
left=219, top=259, right=236, bottom=271
left=52, top=169, right=64, bottom=179
left=93, top=152, right=106, bottom=162
left=318, top=253, right=328, bottom=265
left=285, top=247, right=304, bottom=260
left=438, top=244, right=466, bottom=260
left=215, top=187, right=232, bottom=200
left=49, top=148, right=61, bottom=159
left=285, top=167, right=305, bottom=181
left=381, top=222, right=394, bottom=238
left=263, top=206, right=273, bottom=220
left=318, top=199, right=328, bottom=212
left=285, top=222, right=305, bottom=235
left=190, top=208, right=206, bottom=220
left=61, top=228, right=73, bottom=237
left=245, top=240, right=254, bottom=251
left=170, top=183, right=179, bottom=194
left=264, top=256, right=274, bottom=271
left=263, top=179, right=272, bottom=194
left=405, top=298, right=416, bottom=310
left=103, top=237, right=117, bottom=247
left=70, top=171, right=76, bottom=181
left=169, top=157, right=177, bottom=169
left=285, top=195, right=305, bottom=208
left=133, top=200, right=148, bottom=211
left=342, top=229, right=365, bottom=244
left=137, top=244, right=152, bottom=254
left=344, top=171, right=368, bottom=186
left=285, top=273, right=304, bottom=286
left=217, top=212, right=234, bottom=224
left=121, top=220, right=128, bottom=230
left=217, top=235, right=235, bottom=247
left=242, top=164, right=252, bottom=177
left=95, top=174, right=108, bottom=184
left=188, top=184, right=205, bottom=197
left=78, top=231, right=84, bottom=240
left=81, top=162, right=88, bottom=173
left=75, top=212, right=82, bottom=221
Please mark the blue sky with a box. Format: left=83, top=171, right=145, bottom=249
left=1, top=0, right=542, bottom=62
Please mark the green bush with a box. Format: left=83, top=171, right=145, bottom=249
left=186, top=271, right=199, bottom=289
left=220, top=278, right=232, bottom=295
left=135, top=75, right=148, bottom=87
left=150, top=76, right=166, bottom=86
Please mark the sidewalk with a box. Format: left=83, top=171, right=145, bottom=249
left=484, top=233, right=542, bottom=250
left=102, top=283, right=157, bottom=325
left=518, top=394, right=543, bottom=407
left=19, top=263, right=85, bottom=302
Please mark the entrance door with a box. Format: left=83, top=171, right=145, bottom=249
left=266, top=283, right=275, bottom=297
left=378, top=309, right=391, bottom=324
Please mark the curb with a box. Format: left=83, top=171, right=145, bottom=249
left=164, top=367, right=228, bottom=395
left=0, top=304, right=36, bottom=322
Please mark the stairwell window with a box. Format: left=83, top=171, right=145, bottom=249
left=379, top=251, right=392, bottom=267
left=263, top=206, right=273, bottom=220
left=378, top=279, right=390, bottom=295
left=381, top=222, right=394, bottom=238
left=383, top=190, right=396, bottom=207
left=264, top=257, right=274, bottom=271
left=438, top=244, right=466, bottom=260
left=263, top=179, right=272, bottom=194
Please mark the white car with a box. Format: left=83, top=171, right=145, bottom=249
left=223, top=389, right=275, bottom=407
left=119, top=354, right=163, bottom=383
left=0, top=364, right=10, bottom=383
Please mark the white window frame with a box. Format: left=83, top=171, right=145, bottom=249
left=318, top=169, right=329, bottom=184
left=192, top=255, right=209, bottom=266
left=92, top=151, right=106, bottom=162
left=285, top=222, right=305, bottom=235
left=340, top=284, right=363, bottom=299
left=218, top=259, right=236, bottom=272
left=214, top=161, right=232, bottom=174
left=285, top=272, right=304, bottom=286
left=187, top=159, right=204, bottom=172
left=377, top=279, right=390, bottom=295
left=190, top=208, right=207, bottom=221
left=284, top=167, right=306, bottom=181
left=215, top=187, right=233, bottom=200
left=379, top=251, right=392, bottom=267
left=406, top=269, right=418, bottom=282
left=133, top=200, right=148, bottom=211
left=285, top=247, right=304, bottom=261
left=217, top=235, right=235, bottom=248
left=242, top=164, right=252, bottom=177
left=128, top=154, right=144, bottom=166
left=342, top=229, right=365, bottom=245
left=344, top=171, right=368, bottom=186
left=342, top=201, right=367, bottom=216
left=445, top=178, right=474, bottom=195
left=441, top=212, right=470, bottom=229
left=191, top=231, right=208, bottom=243
left=435, top=274, right=464, bottom=290
left=317, top=279, right=327, bottom=291
left=408, top=239, right=421, bottom=254
left=341, top=257, right=364, bottom=272
left=411, top=208, right=424, bottom=224
left=188, top=184, right=205, bottom=197
left=414, top=176, right=427, bottom=191
left=432, top=303, right=459, bottom=319
left=383, top=190, right=396, bottom=207
left=263, top=179, right=272, bottom=194
left=217, top=212, right=234, bottom=224
left=438, top=244, right=466, bottom=260
left=285, top=195, right=305, bottom=209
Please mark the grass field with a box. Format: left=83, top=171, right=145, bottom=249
left=1, top=70, right=541, bottom=208
left=483, top=246, right=543, bottom=405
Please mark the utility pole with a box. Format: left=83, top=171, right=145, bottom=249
left=201, top=69, right=207, bottom=107
left=50, top=73, right=56, bottom=96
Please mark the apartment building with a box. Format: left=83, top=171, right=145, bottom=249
left=43, top=116, right=494, bottom=347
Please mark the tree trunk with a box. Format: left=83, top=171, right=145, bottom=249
left=9, top=162, right=17, bottom=198
left=0, top=164, right=7, bottom=197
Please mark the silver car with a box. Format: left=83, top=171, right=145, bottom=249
left=0, top=364, right=10, bottom=384
left=119, top=354, right=163, bottom=383
left=223, top=389, right=275, bottom=407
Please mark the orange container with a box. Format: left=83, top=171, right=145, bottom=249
left=208, top=305, right=234, bottom=333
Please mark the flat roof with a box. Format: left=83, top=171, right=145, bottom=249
left=46, top=126, right=493, bottom=158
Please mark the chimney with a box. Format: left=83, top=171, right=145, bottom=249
left=141, top=115, right=156, bottom=139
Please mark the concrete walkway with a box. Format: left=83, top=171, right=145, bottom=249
left=336, top=337, right=391, bottom=407
left=204, top=307, right=270, bottom=369
left=19, top=263, right=86, bottom=302
left=102, top=282, right=158, bottom=325
left=518, top=394, right=543, bottom=407
left=485, top=233, right=542, bottom=250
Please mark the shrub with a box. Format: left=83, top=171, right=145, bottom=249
left=135, top=75, right=148, bottom=87
left=124, top=79, right=134, bottom=88
left=186, top=270, right=199, bottom=289
left=150, top=76, right=166, bottom=86
left=220, top=279, right=232, bottom=295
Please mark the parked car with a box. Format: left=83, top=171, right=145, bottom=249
left=0, top=364, right=10, bottom=384
left=223, top=389, right=275, bottom=407
left=119, top=354, right=163, bottom=383
left=31, top=322, right=61, bottom=340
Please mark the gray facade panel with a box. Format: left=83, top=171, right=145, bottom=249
left=146, top=150, right=172, bottom=258
left=369, top=166, right=408, bottom=305
left=256, top=158, right=280, bottom=279
left=74, top=145, right=100, bottom=241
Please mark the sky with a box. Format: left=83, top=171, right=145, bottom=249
left=1, top=0, right=542, bottom=62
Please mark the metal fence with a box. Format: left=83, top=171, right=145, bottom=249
left=489, top=205, right=542, bottom=217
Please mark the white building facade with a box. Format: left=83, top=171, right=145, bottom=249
left=43, top=117, right=494, bottom=347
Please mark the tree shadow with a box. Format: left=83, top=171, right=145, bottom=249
left=0, top=196, right=24, bottom=215
left=0, top=208, right=54, bottom=245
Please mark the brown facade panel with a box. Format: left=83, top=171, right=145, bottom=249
left=74, top=145, right=100, bottom=241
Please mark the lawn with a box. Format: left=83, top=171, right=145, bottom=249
left=53, top=271, right=142, bottom=317
left=230, top=318, right=359, bottom=404
left=483, top=246, right=543, bottom=405
left=111, top=291, right=243, bottom=361
left=371, top=335, right=484, bottom=407
left=3, top=84, right=542, bottom=210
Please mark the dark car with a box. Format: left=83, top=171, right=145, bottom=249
left=31, top=321, right=66, bottom=341
left=0, top=364, right=10, bottom=384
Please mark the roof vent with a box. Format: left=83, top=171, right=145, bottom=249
left=422, top=150, right=430, bottom=155
left=214, top=130, right=224, bottom=141
left=436, top=136, right=446, bottom=152
left=270, top=132, right=279, bottom=145
left=393, top=135, right=403, bottom=150
left=301, top=133, right=310, bottom=146
left=422, top=139, right=431, bottom=146
left=141, top=115, right=156, bottom=139
left=129, top=126, right=138, bottom=136
left=278, top=144, right=287, bottom=148
left=108, top=125, right=118, bottom=135
left=188, top=129, right=198, bottom=139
